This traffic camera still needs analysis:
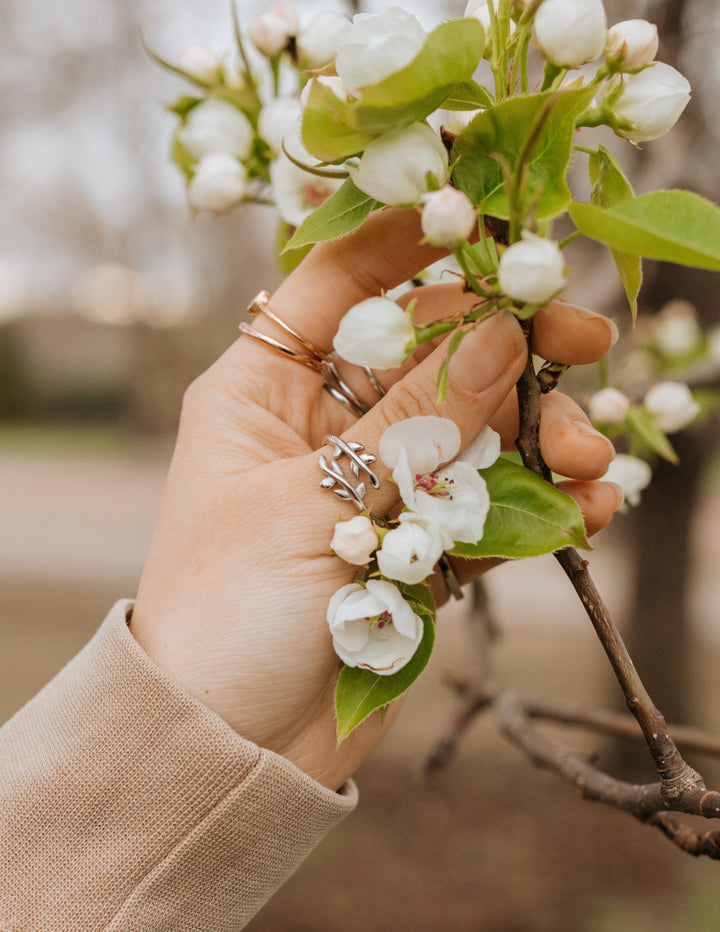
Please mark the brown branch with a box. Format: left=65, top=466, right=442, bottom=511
left=511, top=319, right=719, bottom=841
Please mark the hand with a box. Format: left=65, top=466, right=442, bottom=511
left=130, top=208, right=621, bottom=791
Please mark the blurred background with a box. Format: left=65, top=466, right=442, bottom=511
left=2, top=0, right=720, bottom=928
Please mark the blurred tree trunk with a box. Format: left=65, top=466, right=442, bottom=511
left=611, top=0, right=720, bottom=772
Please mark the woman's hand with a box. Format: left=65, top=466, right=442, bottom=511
left=130, top=208, right=621, bottom=791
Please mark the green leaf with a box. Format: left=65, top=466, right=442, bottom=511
left=451, top=459, right=590, bottom=559
left=170, top=135, right=195, bottom=182
left=276, top=221, right=312, bottom=274
left=301, top=80, right=375, bottom=162
left=452, top=85, right=597, bottom=219
left=588, top=146, right=634, bottom=207
left=586, top=147, right=643, bottom=317
left=626, top=405, right=678, bottom=464
left=284, top=179, right=381, bottom=251
left=436, top=328, right=468, bottom=404
left=335, top=587, right=435, bottom=741
left=442, top=80, right=495, bottom=111
left=569, top=191, right=720, bottom=272
left=352, top=20, right=485, bottom=134
left=167, top=95, right=203, bottom=118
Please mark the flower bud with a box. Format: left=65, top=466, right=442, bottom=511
left=498, top=232, right=566, bottom=305
left=377, top=513, right=444, bottom=585
left=348, top=123, right=448, bottom=206
left=178, top=98, right=254, bottom=161
left=331, top=515, right=379, bottom=566
left=299, top=75, right=349, bottom=110
left=534, top=0, right=607, bottom=68
left=187, top=154, right=247, bottom=212
left=464, top=0, right=516, bottom=42
left=421, top=186, right=476, bottom=248
left=177, top=44, right=220, bottom=84
left=602, top=454, right=651, bottom=507
left=588, top=387, right=630, bottom=425
left=607, top=62, right=691, bottom=143
left=297, top=11, right=349, bottom=69
left=643, top=381, right=700, bottom=433
left=605, top=19, right=658, bottom=72
left=333, top=297, right=416, bottom=369
left=653, top=300, right=700, bottom=357
left=258, top=97, right=302, bottom=155
left=247, top=1, right=298, bottom=57
left=335, top=7, right=426, bottom=95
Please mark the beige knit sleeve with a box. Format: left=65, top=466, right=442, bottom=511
left=0, top=600, right=357, bottom=932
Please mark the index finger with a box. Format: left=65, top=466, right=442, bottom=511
left=267, top=208, right=446, bottom=353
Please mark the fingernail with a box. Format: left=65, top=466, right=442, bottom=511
left=603, top=481, right=625, bottom=511
left=574, top=307, right=620, bottom=347
left=575, top=420, right=617, bottom=459
left=449, top=313, right=525, bottom=393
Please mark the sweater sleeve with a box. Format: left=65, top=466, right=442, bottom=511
left=0, top=600, right=357, bottom=932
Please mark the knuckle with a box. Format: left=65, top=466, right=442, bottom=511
left=379, top=380, right=436, bottom=426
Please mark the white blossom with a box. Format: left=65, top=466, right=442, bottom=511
left=605, top=19, right=658, bottom=72
left=348, top=123, right=449, bottom=206
left=331, top=515, right=379, bottom=566
left=534, top=0, right=607, bottom=68
left=644, top=381, right=700, bottom=433
left=333, top=296, right=416, bottom=369
left=327, top=580, right=424, bottom=675
left=297, top=11, right=349, bottom=69
left=588, top=387, right=630, bottom=425
left=379, top=416, right=461, bottom=475
left=498, top=232, right=566, bottom=305
left=601, top=454, right=651, bottom=507
left=178, top=99, right=254, bottom=161
left=335, top=7, right=426, bottom=95
left=258, top=97, right=302, bottom=155
left=187, top=154, right=247, bottom=212
left=421, top=186, right=477, bottom=248
left=247, top=1, right=298, bottom=56
left=377, top=513, right=445, bottom=585
left=270, top=154, right=342, bottom=227
left=380, top=417, right=498, bottom=546
left=177, top=44, right=220, bottom=84
left=607, top=62, right=691, bottom=143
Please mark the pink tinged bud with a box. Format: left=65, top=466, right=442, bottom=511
left=534, top=0, right=607, bottom=68
left=177, top=44, right=220, bottom=84
left=608, top=62, right=691, bottom=143
left=643, top=381, right=700, bottom=433
left=187, top=154, right=247, bottom=212
left=331, top=515, right=379, bottom=566
left=297, top=11, right=349, bottom=69
left=348, top=123, right=449, bottom=207
left=178, top=99, right=254, bottom=161
left=333, top=297, right=415, bottom=369
left=588, top=387, right=630, bottom=425
left=606, top=19, right=658, bottom=72
left=335, top=7, right=426, bottom=95
left=421, top=186, right=476, bottom=248
left=497, top=232, right=566, bottom=305
left=247, top=1, right=299, bottom=57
